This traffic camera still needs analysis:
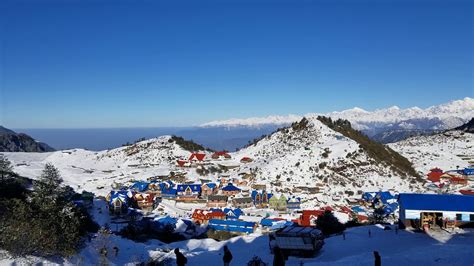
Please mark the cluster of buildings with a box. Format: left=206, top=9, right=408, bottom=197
left=106, top=178, right=303, bottom=215
left=105, top=150, right=474, bottom=236
left=425, top=167, right=474, bottom=194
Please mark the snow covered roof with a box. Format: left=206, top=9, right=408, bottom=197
left=130, top=181, right=150, bottom=192
left=189, top=153, right=206, bottom=161
left=398, top=193, right=474, bottom=212
left=203, top=182, right=217, bottom=189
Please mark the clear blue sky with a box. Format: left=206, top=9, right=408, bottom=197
left=1, top=0, right=472, bottom=128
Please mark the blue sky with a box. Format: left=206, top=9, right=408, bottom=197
left=1, top=0, right=472, bottom=128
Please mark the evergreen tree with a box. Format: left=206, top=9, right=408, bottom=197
left=316, top=210, right=345, bottom=235
left=0, top=154, right=14, bottom=181
left=370, top=207, right=386, bottom=224
left=33, top=163, right=64, bottom=204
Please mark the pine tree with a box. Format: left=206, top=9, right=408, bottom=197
left=33, top=163, right=64, bottom=203
left=316, top=210, right=345, bottom=235
left=0, top=154, right=14, bottom=181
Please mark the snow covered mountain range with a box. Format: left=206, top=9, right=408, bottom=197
left=201, top=97, right=474, bottom=143
left=3, top=116, right=428, bottom=208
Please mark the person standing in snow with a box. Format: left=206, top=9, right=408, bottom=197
left=373, top=251, right=381, bottom=266
left=273, top=246, right=286, bottom=266
left=223, top=245, right=233, bottom=266
left=174, top=248, right=187, bottom=266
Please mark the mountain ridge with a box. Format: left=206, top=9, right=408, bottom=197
left=0, top=126, right=55, bottom=152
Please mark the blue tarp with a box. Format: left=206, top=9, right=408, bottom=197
left=398, top=193, right=474, bottom=212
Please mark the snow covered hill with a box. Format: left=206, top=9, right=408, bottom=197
left=234, top=116, right=423, bottom=207
left=389, top=130, right=474, bottom=174
left=200, top=98, right=474, bottom=143
left=2, top=136, right=207, bottom=195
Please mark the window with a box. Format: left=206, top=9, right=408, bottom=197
left=456, top=214, right=462, bottom=221
left=470, top=214, right=474, bottom=222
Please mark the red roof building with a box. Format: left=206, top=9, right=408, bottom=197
left=459, top=189, right=474, bottom=195
left=357, top=214, right=369, bottom=223
left=450, top=176, right=468, bottom=186
left=191, top=209, right=226, bottom=224
left=340, top=206, right=353, bottom=214
left=177, top=160, right=187, bottom=167
left=427, top=171, right=443, bottom=182
left=298, top=210, right=324, bottom=227
left=240, top=157, right=253, bottom=163
left=321, top=206, right=334, bottom=212
left=189, top=153, right=206, bottom=161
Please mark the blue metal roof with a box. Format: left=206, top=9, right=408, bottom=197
left=177, top=184, right=201, bottom=192
left=463, top=168, right=474, bottom=175
left=205, top=183, right=217, bottom=189
left=398, top=193, right=474, bottom=212
left=221, top=183, right=241, bottom=191
left=351, top=206, right=366, bottom=213
left=130, top=181, right=150, bottom=192
left=208, top=219, right=256, bottom=233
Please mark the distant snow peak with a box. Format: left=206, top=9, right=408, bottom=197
left=200, top=97, right=474, bottom=130
left=200, top=114, right=302, bottom=128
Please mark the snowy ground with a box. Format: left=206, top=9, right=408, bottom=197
left=2, top=221, right=472, bottom=265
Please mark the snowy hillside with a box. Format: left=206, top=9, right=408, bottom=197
left=200, top=98, right=474, bottom=141
left=389, top=130, right=474, bottom=174
left=2, top=136, right=206, bottom=195
left=234, top=116, right=423, bottom=207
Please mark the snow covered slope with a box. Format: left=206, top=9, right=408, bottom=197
left=2, top=136, right=205, bottom=195
left=3, top=223, right=472, bottom=266
left=389, top=130, right=474, bottom=174
left=234, top=116, right=423, bottom=207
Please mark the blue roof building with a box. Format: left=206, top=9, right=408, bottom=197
left=223, top=208, right=243, bottom=219
left=220, top=183, right=241, bottom=197
left=208, top=219, right=256, bottom=234
left=176, top=184, right=201, bottom=199
left=159, top=181, right=177, bottom=198
left=463, top=168, right=474, bottom=176
left=205, top=183, right=217, bottom=189
left=130, top=181, right=150, bottom=192
left=177, top=184, right=201, bottom=193
left=251, top=190, right=273, bottom=207
left=398, top=193, right=474, bottom=229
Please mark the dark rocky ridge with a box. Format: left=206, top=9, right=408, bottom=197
left=0, top=126, right=55, bottom=152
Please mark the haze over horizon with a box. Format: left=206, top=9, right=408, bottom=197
left=1, top=0, right=473, bottom=128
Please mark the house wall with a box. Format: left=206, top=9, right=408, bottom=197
left=207, top=201, right=227, bottom=208
left=401, top=209, right=474, bottom=221
left=222, top=190, right=240, bottom=196
left=400, top=207, right=474, bottom=228
left=234, top=202, right=252, bottom=208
